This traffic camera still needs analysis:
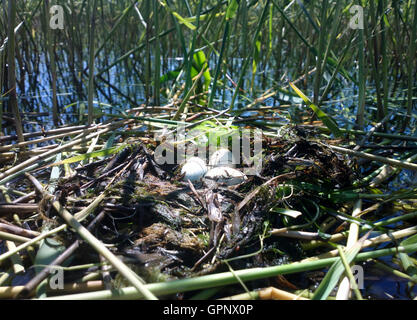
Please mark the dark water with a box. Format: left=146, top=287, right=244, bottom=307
left=8, top=50, right=354, bottom=131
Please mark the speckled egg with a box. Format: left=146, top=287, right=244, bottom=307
left=204, top=166, right=247, bottom=186
left=181, top=157, right=208, bottom=182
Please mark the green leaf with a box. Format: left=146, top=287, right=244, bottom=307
left=160, top=70, right=180, bottom=84
left=383, top=14, right=390, bottom=27
left=192, top=121, right=239, bottom=147
left=289, top=82, right=343, bottom=137
left=398, top=235, right=417, bottom=284
left=50, top=144, right=127, bottom=166
left=226, top=0, right=239, bottom=20
left=193, top=51, right=211, bottom=92
left=104, top=132, right=116, bottom=149
left=275, top=184, right=294, bottom=198
left=172, top=11, right=196, bottom=30
left=401, top=234, right=417, bottom=246
left=271, top=207, right=302, bottom=218
left=160, top=1, right=196, bottom=30
left=327, top=191, right=360, bottom=202
left=251, top=34, right=261, bottom=91
left=312, top=232, right=369, bottom=300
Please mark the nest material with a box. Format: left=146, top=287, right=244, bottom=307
left=1, top=132, right=355, bottom=284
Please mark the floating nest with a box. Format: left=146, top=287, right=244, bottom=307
left=0, top=125, right=361, bottom=297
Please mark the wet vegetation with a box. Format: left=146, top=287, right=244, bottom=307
left=0, top=0, right=417, bottom=300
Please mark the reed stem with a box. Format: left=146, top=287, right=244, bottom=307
left=7, top=0, right=24, bottom=142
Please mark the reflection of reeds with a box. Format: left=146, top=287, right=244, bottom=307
left=313, top=0, right=328, bottom=107
left=368, top=0, right=384, bottom=121
left=0, top=1, right=416, bottom=133
left=0, top=33, right=4, bottom=135
left=153, top=0, right=160, bottom=107
left=7, top=0, right=24, bottom=142
left=356, top=0, right=366, bottom=130
left=42, top=0, right=58, bottom=126
left=144, top=0, right=151, bottom=105
left=404, top=2, right=417, bottom=131
left=87, top=0, right=98, bottom=125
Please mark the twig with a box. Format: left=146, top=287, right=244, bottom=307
left=336, top=200, right=362, bottom=300
left=326, top=144, right=417, bottom=171
left=353, top=110, right=395, bottom=151
left=0, top=125, right=93, bottom=144
left=43, top=243, right=417, bottom=300
left=16, top=210, right=107, bottom=298
left=0, top=222, right=40, bottom=238
left=0, top=125, right=103, bottom=152
left=0, top=231, right=31, bottom=243
left=52, top=201, right=158, bottom=300
left=0, top=203, right=38, bottom=217
left=337, top=246, right=364, bottom=300
left=0, top=120, right=130, bottom=183
left=302, top=226, right=417, bottom=261
left=0, top=191, right=106, bottom=264
left=238, top=173, right=296, bottom=212
left=257, top=286, right=308, bottom=300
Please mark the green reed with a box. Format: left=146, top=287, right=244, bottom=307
left=0, top=0, right=416, bottom=133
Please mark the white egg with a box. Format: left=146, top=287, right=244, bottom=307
left=181, top=157, right=208, bottom=182
left=204, top=166, right=247, bottom=186
left=209, top=148, right=236, bottom=168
